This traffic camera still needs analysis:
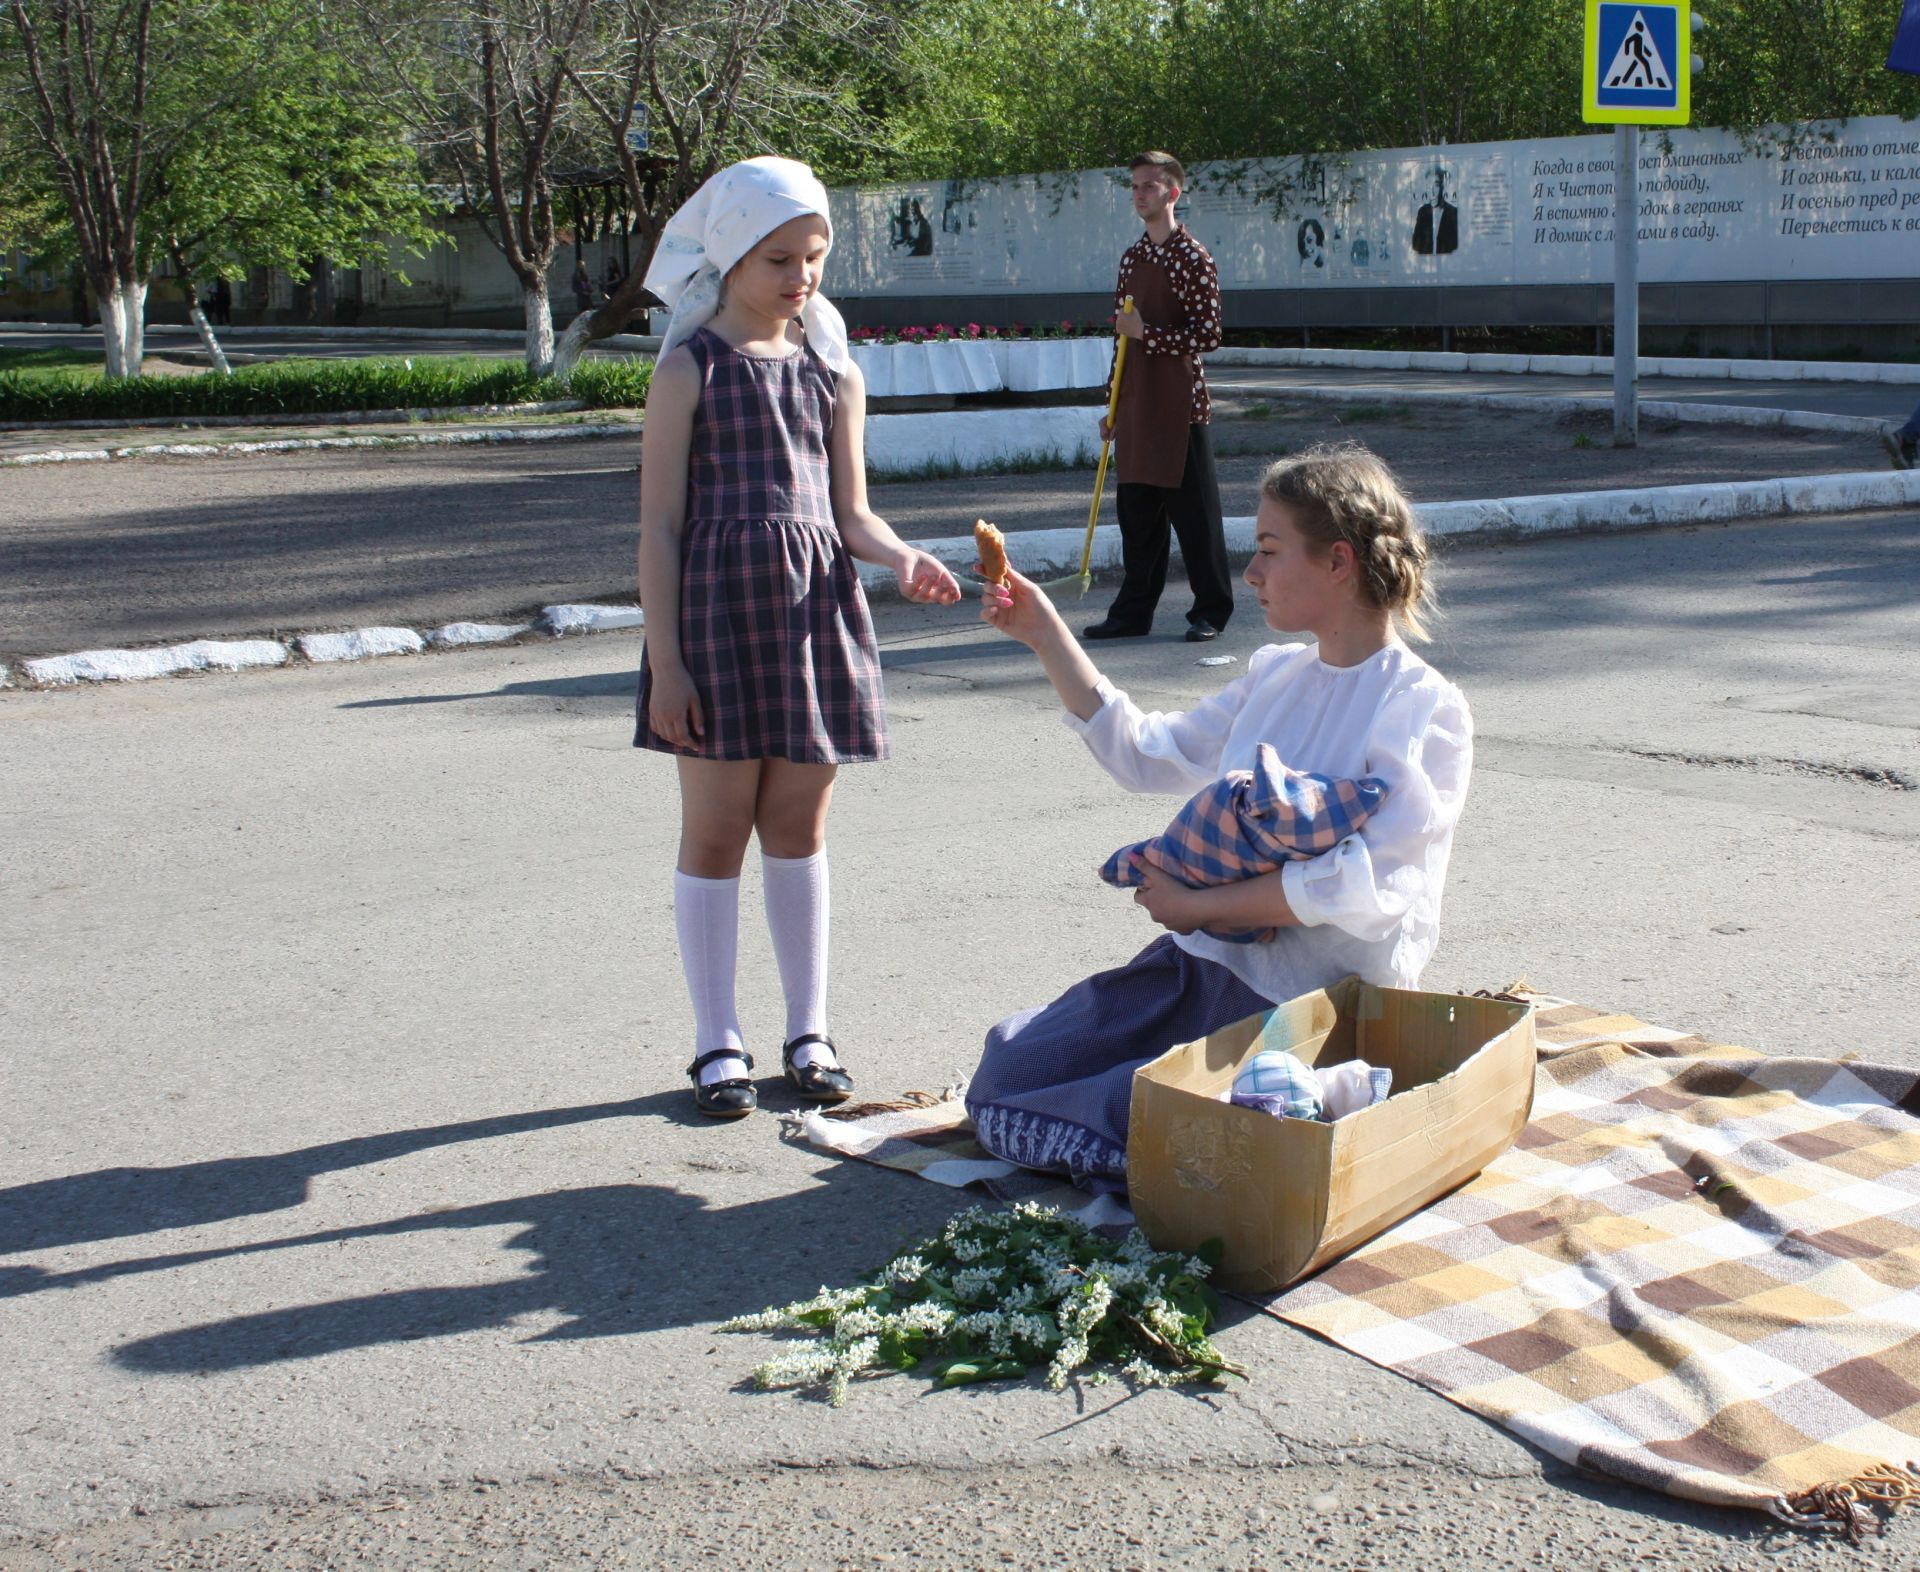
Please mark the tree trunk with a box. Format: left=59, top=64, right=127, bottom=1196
left=112, top=280, right=148, bottom=377
left=188, top=299, right=233, bottom=375
left=549, top=267, right=654, bottom=385
left=523, top=281, right=555, bottom=376
left=550, top=309, right=596, bottom=383
left=101, top=285, right=130, bottom=379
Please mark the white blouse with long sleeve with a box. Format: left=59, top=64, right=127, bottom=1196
left=1065, top=640, right=1473, bottom=1004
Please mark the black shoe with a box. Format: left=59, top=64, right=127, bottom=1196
left=1184, top=621, right=1221, bottom=643
left=782, top=1032, right=853, bottom=1104
left=1885, top=426, right=1918, bottom=471
left=1083, top=618, right=1151, bottom=641
left=688, top=1048, right=756, bottom=1118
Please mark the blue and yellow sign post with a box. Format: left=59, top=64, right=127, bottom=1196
left=1583, top=1, right=1694, bottom=446
left=1584, top=1, right=1691, bottom=125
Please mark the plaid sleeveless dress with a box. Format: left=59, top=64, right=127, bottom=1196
left=635, top=328, right=888, bottom=763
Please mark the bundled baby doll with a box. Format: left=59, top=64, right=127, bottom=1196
left=1099, top=743, right=1388, bottom=942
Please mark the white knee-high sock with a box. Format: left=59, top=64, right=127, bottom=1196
left=675, top=870, right=747, bottom=1084
left=761, top=849, right=835, bottom=1068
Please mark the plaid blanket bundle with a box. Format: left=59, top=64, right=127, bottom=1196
left=1097, top=743, right=1387, bottom=942
left=791, top=995, right=1920, bottom=1537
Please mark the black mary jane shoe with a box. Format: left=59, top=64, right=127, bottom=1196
left=782, top=1033, right=854, bottom=1104
left=688, top=1048, right=757, bottom=1119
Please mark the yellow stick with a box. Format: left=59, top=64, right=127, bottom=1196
left=1077, top=294, right=1133, bottom=595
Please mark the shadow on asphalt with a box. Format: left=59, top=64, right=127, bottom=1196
left=0, top=1089, right=968, bottom=1372
left=0, top=1095, right=672, bottom=1257
left=330, top=632, right=1048, bottom=710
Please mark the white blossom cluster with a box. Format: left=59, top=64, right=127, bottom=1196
left=722, top=1202, right=1233, bottom=1405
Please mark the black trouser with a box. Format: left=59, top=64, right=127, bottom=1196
left=1108, top=423, right=1234, bottom=632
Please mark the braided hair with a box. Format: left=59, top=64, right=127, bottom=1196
left=1258, top=443, right=1435, bottom=641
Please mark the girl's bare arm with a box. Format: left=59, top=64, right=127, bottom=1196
left=827, top=362, right=960, bottom=604
left=637, top=350, right=704, bottom=743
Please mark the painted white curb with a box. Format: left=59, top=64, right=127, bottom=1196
left=543, top=604, right=644, bottom=635
left=429, top=621, right=537, bottom=647
left=1, top=407, right=1098, bottom=473
left=0, top=320, right=660, bottom=351
left=13, top=472, right=1913, bottom=686
left=23, top=638, right=288, bottom=685
left=1208, top=346, right=1920, bottom=387
left=858, top=468, right=1920, bottom=600
left=0, top=399, right=590, bottom=434
left=297, top=627, right=425, bottom=663
left=1236, top=380, right=1888, bottom=437
left=0, top=423, right=636, bottom=466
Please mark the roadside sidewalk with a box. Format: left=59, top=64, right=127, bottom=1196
left=1206, top=361, right=1920, bottom=427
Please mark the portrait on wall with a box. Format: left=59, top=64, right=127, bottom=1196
left=1297, top=217, right=1327, bottom=270
left=890, top=196, right=935, bottom=256
left=1412, top=164, right=1459, bottom=256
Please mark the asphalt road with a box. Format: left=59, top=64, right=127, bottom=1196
left=0, top=402, right=1887, bottom=657
left=4, top=510, right=1919, bottom=1568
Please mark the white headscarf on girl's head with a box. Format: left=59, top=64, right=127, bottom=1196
left=644, top=156, right=849, bottom=372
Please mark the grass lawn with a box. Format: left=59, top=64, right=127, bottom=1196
left=0, top=345, right=110, bottom=376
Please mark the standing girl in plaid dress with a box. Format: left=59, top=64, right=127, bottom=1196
left=637, top=158, right=961, bottom=1119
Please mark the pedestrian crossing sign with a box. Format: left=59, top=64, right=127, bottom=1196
left=1583, top=0, right=1691, bottom=125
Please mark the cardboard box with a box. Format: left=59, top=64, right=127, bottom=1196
left=1127, top=978, right=1535, bottom=1293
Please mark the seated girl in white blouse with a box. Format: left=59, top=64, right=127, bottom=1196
left=966, top=443, right=1473, bottom=1192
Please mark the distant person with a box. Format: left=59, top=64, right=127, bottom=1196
left=636, top=156, right=961, bottom=1118
left=70, top=274, right=91, bottom=328
left=604, top=258, right=625, bottom=300
left=572, top=259, right=595, bottom=320
left=1884, top=403, right=1919, bottom=469
left=1085, top=149, right=1234, bottom=644
left=210, top=276, right=232, bottom=326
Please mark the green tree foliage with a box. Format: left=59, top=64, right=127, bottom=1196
left=151, top=20, right=439, bottom=301
left=867, top=0, right=1918, bottom=182
left=1, top=0, right=433, bottom=375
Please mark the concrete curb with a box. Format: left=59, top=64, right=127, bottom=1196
left=1, top=320, right=661, bottom=351
left=0, top=423, right=637, bottom=466
left=11, top=468, right=1916, bottom=690
left=1208, top=346, right=1920, bottom=387
left=2, top=404, right=1104, bottom=472
left=854, top=468, right=1920, bottom=592
left=1233, top=380, right=1889, bottom=437
left=12, top=603, right=646, bottom=687
left=0, top=399, right=589, bottom=434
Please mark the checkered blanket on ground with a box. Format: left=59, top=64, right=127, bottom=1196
left=788, top=995, right=1920, bottom=1535
left=1097, top=744, right=1387, bottom=943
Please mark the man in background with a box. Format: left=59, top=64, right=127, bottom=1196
left=1085, top=150, right=1234, bottom=643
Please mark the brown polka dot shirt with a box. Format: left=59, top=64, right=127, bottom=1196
left=1112, top=224, right=1222, bottom=487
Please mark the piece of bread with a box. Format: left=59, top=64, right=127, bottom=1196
left=974, top=519, right=1010, bottom=586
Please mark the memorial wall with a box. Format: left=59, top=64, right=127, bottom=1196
left=829, top=117, right=1920, bottom=300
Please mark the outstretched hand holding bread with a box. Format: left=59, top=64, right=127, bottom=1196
left=974, top=519, right=1010, bottom=587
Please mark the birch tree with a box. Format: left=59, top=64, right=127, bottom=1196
left=549, top=0, right=895, bottom=380
left=353, top=0, right=597, bottom=375
left=1, top=0, right=177, bottom=374
left=1, top=0, right=425, bottom=376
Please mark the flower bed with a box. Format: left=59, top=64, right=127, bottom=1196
left=850, top=330, right=1114, bottom=398
left=848, top=320, right=1114, bottom=397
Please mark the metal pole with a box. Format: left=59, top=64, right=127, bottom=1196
left=1613, top=123, right=1639, bottom=447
